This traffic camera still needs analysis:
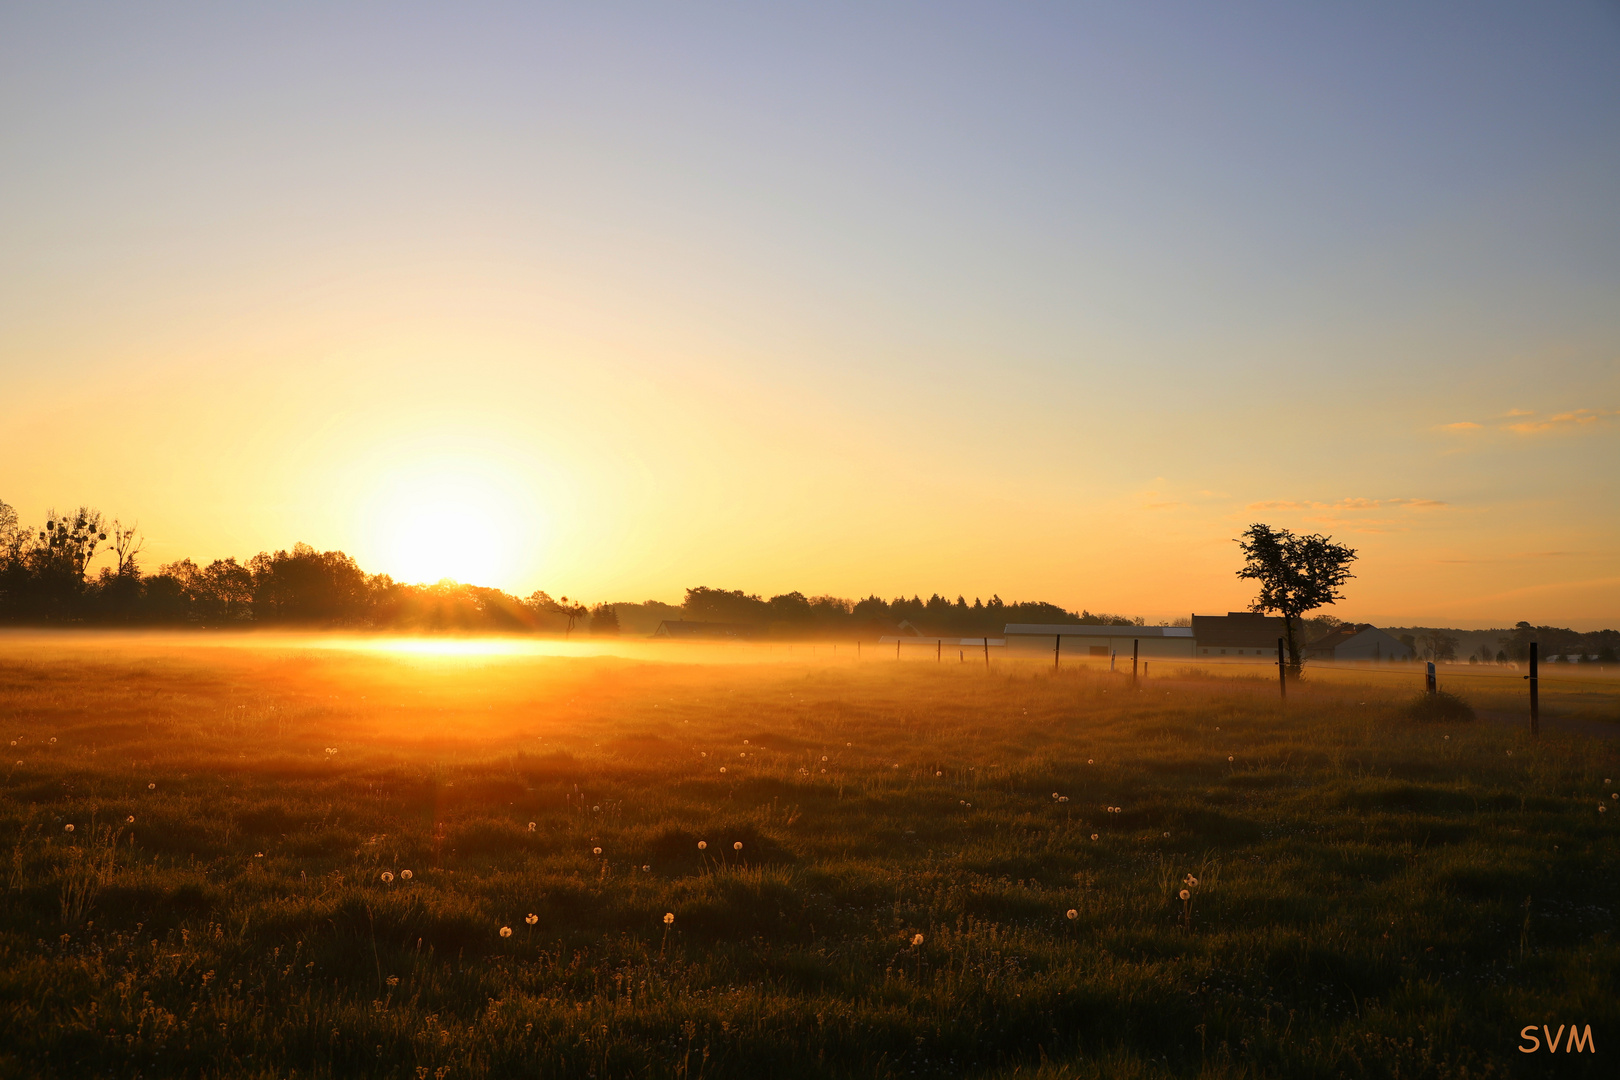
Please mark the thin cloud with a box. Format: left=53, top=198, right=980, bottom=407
left=1438, top=421, right=1482, bottom=431
left=1506, top=408, right=1616, bottom=434
left=1245, top=497, right=1447, bottom=513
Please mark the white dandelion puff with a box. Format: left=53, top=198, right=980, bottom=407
left=911, top=933, right=924, bottom=946
left=499, top=926, right=512, bottom=938
left=380, top=871, right=394, bottom=883
left=401, top=870, right=413, bottom=880
left=663, top=912, right=675, bottom=925
left=1066, top=909, right=1078, bottom=920
left=733, top=841, right=743, bottom=851
left=525, top=914, right=538, bottom=925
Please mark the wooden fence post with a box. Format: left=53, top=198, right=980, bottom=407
left=1054, top=634, right=1061, bottom=671
left=983, top=637, right=989, bottom=669
left=1277, top=637, right=1286, bottom=699
left=1528, top=641, right=1539, bottom=737
left=1426, top=662, right=1436, bottom=696
left=1132, top=639, right=1139, bottom=687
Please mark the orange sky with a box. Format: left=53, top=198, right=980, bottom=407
left=2, top=5, right=1617, bottom=629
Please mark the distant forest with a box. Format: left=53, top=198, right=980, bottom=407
left=0, top=502, right=1141, bottom=638
left=4, top=502, right=1614, bottom=653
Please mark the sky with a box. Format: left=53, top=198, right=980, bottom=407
left=2, top=2, right=1618, bottom=628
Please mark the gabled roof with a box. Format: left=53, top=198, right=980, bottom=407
left=652, top=620, right=760, bottom=640
left=1306, top=625, right=1366, bottom=651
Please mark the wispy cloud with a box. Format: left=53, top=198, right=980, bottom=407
left=1438, top=407, right=1616, bottom=435
left=1245, top=497, right=1447, bottom=513
left=1506, top=408, right=1617, bottom=434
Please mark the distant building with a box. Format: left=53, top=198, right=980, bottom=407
left=651, top=620, right=760, bottom=640
left=1003, top=623, right=1195, bottom=659
left=1190, top=612, right=1288, bottom=658
left=1305, top=623, right=1413, bottom=661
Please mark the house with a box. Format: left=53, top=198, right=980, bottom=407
left=1002, top=623, right=1195, bottom=659
left=651, top=620, right=760, bottom=640
left=1190, top=612, right=1288, bottom=658
left=1306, top=624, right=1413, bottom=661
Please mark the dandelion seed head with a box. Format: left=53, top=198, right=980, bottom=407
left=380, top=871, right=394, bottom=883
left=1087, top=759, right=1093, bottom=764
left=1179, top=888, right=1191, bottom=901
left=1185, top=875, right=1199, bottom=887
left=593, top=805, right=600, bottom=812
left=126, top=815, right=134, bottom=823
left=525, top=914, right=538, bottom=925
left=663, top=912, right=675, bottom=925
left=49, top=737, right=56, bottom=745
left=697, top=841, right=706, bottom=850
left=642, top=865, right=650, bottom=871
left=935, top=771, right=942, bottom=777
left=1163, top=832, right=1170, bottom=838
left=911, top=933, right=924, bottom=946
left=1058, top=796, right=1069, bottom=803
left=147, top=783, right=155, bottom=790
left=527, top=822, right=536, bottom=831
left=401, top=870, right=413, bottom=880
left=592, top=846, right=602, bottom=855
left=720, top=766, right=727, bottom=773
left=64, top=823, right=74, bottom=833
left=499, top=926, right=512, bottom=938
left=1066, top=909, right=1078, bottom=920
left=1601, top=805, right=1609, bottom=813
left=1227, top=756, right=1234, bottom=762
left=733, top=841, right=742, bottom=851
left=1091, top=833, right=1099, bottom=841
left=821, top=756, right=828, bottom=761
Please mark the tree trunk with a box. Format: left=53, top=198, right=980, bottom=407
left=1283, top=613, right=1303, bottom=679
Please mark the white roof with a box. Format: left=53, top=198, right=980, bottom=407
left=878, top=636, right=1005, bottom=646
left=1003, top=624, right=1193, bottom=638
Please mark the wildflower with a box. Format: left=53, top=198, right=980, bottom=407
left=381, top=871, right=394, bottom=883
left=1184, top=874, right=1198, bottom=887
left=1227, top=756, right=1234, bottom=762
left=663, top=912, right=675, bottom=925
left=720, top=767, right=727, bottom=773
left=147, top=783, right=156, bottom=790
left=593, top=847, right=602, bottom=855
left=1066, top=909, right=1078, bottom=920
left=126, top=816, right=134, bottom=824
left=1087, top=759, right=1093, bottom=765
left=1091, top=833, right=1099, bottom=841
left=528, top=822, right=536, bottom=831
left=499, top=926, right=512, bottom=938
left=1179, top=888, right=1191, bottom=901
left=733, top=841, right=743, bottom=851
left=401, top=869, right=413, bottom=880
left=64, top=824, right=74, bottom=833
left=911, top=933, right=924, bottom=946
left=525, top=914, right=538, bottom=925
left=698, top=841, right=707, bottom=850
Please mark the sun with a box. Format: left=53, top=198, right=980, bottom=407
left=364, top=462, right=536, bottom=588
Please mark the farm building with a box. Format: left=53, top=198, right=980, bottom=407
left=1190, top=613, right=1288, bottom=658
left=1002, top=624, right=1195, bottom=659
left=651, top=620, right=761, bottom=640
left=1306, top=624, right=1413, bottom=661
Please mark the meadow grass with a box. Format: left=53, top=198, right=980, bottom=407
left=0, top=633, right=1615, bottom=1078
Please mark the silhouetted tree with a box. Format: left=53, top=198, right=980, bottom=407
left=1236, top=523, right=1357, bottom=678
left=589, top=603, right=620, bottom=636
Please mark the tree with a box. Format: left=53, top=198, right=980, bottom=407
left=1235, top=523, right=1358, bottom=678
left=589, top=603, right=620, bottom=636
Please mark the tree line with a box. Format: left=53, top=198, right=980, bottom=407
left=0, top=501, right=1134, bottom=637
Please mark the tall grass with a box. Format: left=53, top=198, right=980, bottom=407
left=0, top=635, right=1615, bottom=1078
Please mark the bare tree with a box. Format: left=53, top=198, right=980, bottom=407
left=109, top=520, right=144, bottom=577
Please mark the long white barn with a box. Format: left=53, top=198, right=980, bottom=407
left=1002, top=623, right=1195, bottom=659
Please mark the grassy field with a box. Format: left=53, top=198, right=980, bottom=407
left=1, top=633, right=1616, bottom=1079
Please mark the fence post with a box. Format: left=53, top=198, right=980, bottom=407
left=1054, top=634, right=1061, bottom=671
left=896, top=640, right=901, bottom=661
left=937, top=639, right=941, bottom=663
left=983, top=637, right=989, bottom=669
left=1528, top=642, right=1539, bottom=737
left=1277, top=637, right=1286, bottom=699
left=1426, top=662, right=1436, bottom=696
left=1132, top=639, right=1139, bottom=687
left=1110, top=650, right=1115, bottom=673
